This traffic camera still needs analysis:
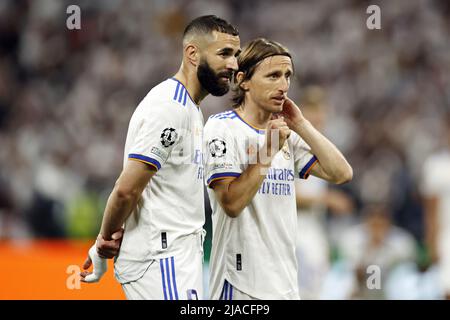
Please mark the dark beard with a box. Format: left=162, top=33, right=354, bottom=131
left=197, top=59, right=231, bottom=96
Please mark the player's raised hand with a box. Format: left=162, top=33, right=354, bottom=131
left=260, top=117, right=291, bottom=165
left=80, top=244, right=107, bottom=283
left=277, top=97, right=305, bottom=130
left=96, top=228, right=124, bottom=259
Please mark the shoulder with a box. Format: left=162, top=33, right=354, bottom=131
left=148, top=79, right=188, bottom=108
left=288, top=130, right=306, bottom=147
left=137, top=79, right=190, bottom=119
left=208, top=110, right=238, bottom=120
left=204, top=110, right=238, bottom=131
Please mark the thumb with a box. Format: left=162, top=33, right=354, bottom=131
left=83, top=256, right=92, bottom=270
left=111, top=228, right=124, bottom=240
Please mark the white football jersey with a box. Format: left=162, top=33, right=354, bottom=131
left=205, top=110, right=318, bottom=299
left=115, top=78, right=205, bottom=284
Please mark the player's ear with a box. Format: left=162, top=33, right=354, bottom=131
left=184, top=43, right=199, bottom=67
left=236, top=71, right=249, bottom=91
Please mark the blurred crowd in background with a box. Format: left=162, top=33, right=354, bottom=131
left=0, top=0, right=449, bottom=299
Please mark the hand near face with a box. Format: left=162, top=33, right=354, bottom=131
left=277, top=97, right=305, bottom=130
left=259, top=117, right=291, bottom=165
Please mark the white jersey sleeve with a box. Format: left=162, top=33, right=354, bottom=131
left=127, top=101, right=185, bottom=171
left=204, top=117, right=242, bottom=186
left=292, top=132, right=318, bottom=179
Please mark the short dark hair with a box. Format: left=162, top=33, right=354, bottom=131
left=232, top=38, right=292, bottom=108
left=183, top=15, right=239, bottom=41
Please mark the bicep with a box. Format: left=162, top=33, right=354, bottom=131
left=116, top=159, right=157, bottom=195
left=209, top=177, right=237, bottom=203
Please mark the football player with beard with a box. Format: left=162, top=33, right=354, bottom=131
left=80, top=15, right=240, bottom=300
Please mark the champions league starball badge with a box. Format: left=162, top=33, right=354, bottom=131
left=160, top=128, right=178, bottom=147
left=209, top=138, right=227, bottom=158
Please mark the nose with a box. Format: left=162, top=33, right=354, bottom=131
left=279, top=77, right=289, bottom=93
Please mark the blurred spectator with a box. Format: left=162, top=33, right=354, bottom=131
left=421, top=114, right=450, bottom=299
left=0, top=0, right=448, bottom=297
left=384, top=261, right=444, bottom=299
left=324, top=204, right=417, bottom=299
left=295, top=86, right=355, bottom=299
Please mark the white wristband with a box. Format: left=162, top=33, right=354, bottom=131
left=83, top=243, right=108, bottom=283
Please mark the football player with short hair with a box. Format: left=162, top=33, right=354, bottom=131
left=80, top=15, right=240, bottom=300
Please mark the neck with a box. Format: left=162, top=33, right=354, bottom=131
left=173, top=64, right=208, bottom=105
left=237, top=100, right=272, bottom=129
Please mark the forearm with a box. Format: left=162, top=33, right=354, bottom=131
left=99, top=187, right=139, bottom=240
left=98, top=160, right=155, bottom=240
left=212, top=118, right=291, bottom=217
left=218, top=163, right=269, bottom=217
left=294, top=119, right=352, bottom=183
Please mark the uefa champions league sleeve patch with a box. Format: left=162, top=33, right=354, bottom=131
left=160, top=128, right=178, bottom=147
left=209, top=138, right=227, bottom=158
